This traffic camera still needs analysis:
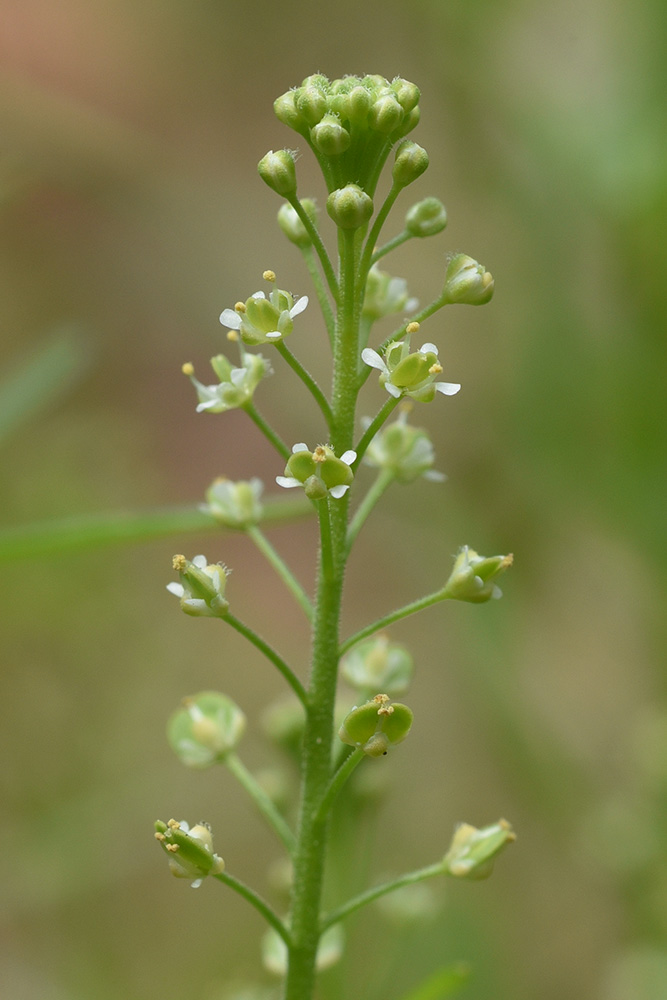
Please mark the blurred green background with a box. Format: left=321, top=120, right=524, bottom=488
left=2, top=1, right=666, bottom=998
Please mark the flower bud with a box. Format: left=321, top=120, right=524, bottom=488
left=166, top=554, right=230, bottom=617
left=311, top=114, right=351, bottom=156
left=391, top=78, right=420, bottom=113
left=168, top=691, right=247, bottom=767
left=154, top=818, right=225, bottom=887
left=444, top=819, right=515, bottom=879
left=295, top=85, right=328, bottom=126
left=277, top=199, right=318, bottom=247
left=394, top=105, right=420, bottom=138
left=442, top=253, right=494, bottom=305
left=202, top=477, right=263, bottom=528
left=326, top=184, right=374, bottom=230
left=405, top=197, right=448, bottom=238
left=443, top=546, right=513, bottom=603
left=257, top=150, right=297, bottom=197
left=392, top=140, right=429, bottom=188
left=339, top=694, right=413, bottom=757
left=341, top=635, right=414, bottom=696
left=368, top=94, right=404, bottom=134
left=273, top=91, right=307, bottom=131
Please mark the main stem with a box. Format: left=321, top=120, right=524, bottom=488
left=284, top=229, right=361, bottom=1000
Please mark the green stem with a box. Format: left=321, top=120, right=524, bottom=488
left=371, top=229, right=412, bottom=265
left=302, top=245, right=336, bottom=346
left=213, top=870, right=292, bottom=946
left=225, top=752, right=297, bottom=855
left=352, top=395, right=401, bottom=469
left=346, top=468, right=395, bottom=553
left=320, top=859, right=445, bottom=932
left=224, top=612, right=308, bottom=706
left=274, top=341, right=333, bottom=429
left=313, top=747, right=365, bottom=824
left=357, top=183, right=401, bottom=291
left=243, top=402, right=291, bottom=460
left=340, top=588, right=451, bottom=656
left=287, top=194, right=339, bottom=301
left=246, top=524, right=313, bottom=621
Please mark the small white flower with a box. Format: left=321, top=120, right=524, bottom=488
left=362, top=340, right=460, bottom=402
left=276, top=443, right=356, bottom=499
left=220, top=289, right=309, bottom=345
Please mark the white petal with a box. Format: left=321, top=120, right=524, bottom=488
left=361, top=348, right=385, bottom=372
left=166, top=582, right=185, bottom=597
left=405, top=297, right=419, bottom=313
left=191, top=879, right=203, bottom=889
left=340, top=450, right=357, bottom=466
left=385, top=382, right=402, bottom=398
left=230, top=367, right=247, bottom=385
left=276, top=476, right=302, bottom=489
left=329, top=484, right=350, bottom=499
left=292, top=442, right=309, bottom=453
left=195, top=400, right=218, bottom=412
left=423, top=469, right=447, bottom=482
left=265, top=331, right=282, bottom=340
left=192, top=555, right=208, bottom=568
left=434, top=381, right=461, bottom=396
left=220, top=309, right=242, bottom=329
left=250, top=291, right=266, bottom=300
left=419, top=342, right=439, bottom=355
left=290, top=295, right=309, bottom=317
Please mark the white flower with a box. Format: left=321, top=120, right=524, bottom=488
left=276, top=443, right=357, bottom=500
left=220, top=289, right=309, bottom=345
left=362, top=340, right=460, bottom=402
left=167, top=554, right=230, bottom=617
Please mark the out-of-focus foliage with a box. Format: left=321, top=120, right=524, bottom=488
left=1, top=1, right=666, bottom=999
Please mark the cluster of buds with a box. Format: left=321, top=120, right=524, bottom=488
left=272, top=74, right=421, bottom=194
left=339, top=693, right=413, bottom=757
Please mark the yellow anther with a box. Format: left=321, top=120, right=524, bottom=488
left=372, top=693, right=390, bottom=705
left=234, top=301, right=246, bottom=313
left=154, top=831, right=166, bottom=841
left=226, top=329, right=239, bottom=341
left=429, top=362, right=443, bottom=375
left=181, top=362, right=194, bottom=376
left=167, top=818, right=180, bottom=829
left=313, top=445, right=328, bottom=463
left=263, top=269, right=276, bottom=283
left=172, top=555, right=187, bottom=572
left=406, top=321, right=420, bottom=334
left=165, top=843, right=180, bottom=853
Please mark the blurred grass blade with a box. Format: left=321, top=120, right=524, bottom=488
left=0, top=326, right=93, bottom=446
left=0, top=496, right=312, bottom=562
left=397, top=962, right=471, bottom=1000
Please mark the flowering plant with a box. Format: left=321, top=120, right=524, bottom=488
left=158, top=73, right=515, bottom=1000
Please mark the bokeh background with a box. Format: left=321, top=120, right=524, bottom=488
left=2, top=1, right=666, bottom=998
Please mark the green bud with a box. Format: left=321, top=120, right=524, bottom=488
left=311, top=114, right=351, bottom=156
left=167, top=554, right=230, bottom=617
left=369, top=94, right=404, bottom=134
left=442, top=253, right=494, bottom=305
left=257, top=150, right=297, bottom=197
left=392, top=140, right=429, bottom=188
left=339, top=694, right=414, bottom=757
left=168, top=691, right=247, bottom=767
left=346, top=84, right=373, bottom=125
left=273, top=91, right=307, bottom=131
left=405, top=197, right=448, bottom=237
left=443, top=546, right=513, bottom=603
left=341, top=635, right=414, bottom=696
left=394, top=105, right=420, bottom=138
left=295, top=85, right=328, bottom=126
left=203, top=476, right=263, bottom=528
left=391, top=78, right=420, bottom=113
left=444, top=819, right=515, bottom=879
left=326, top=184, right=374, bottom=230
left=154, top=818, right=225, bottom=887
left=277, top=199, right=318, bottom=247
